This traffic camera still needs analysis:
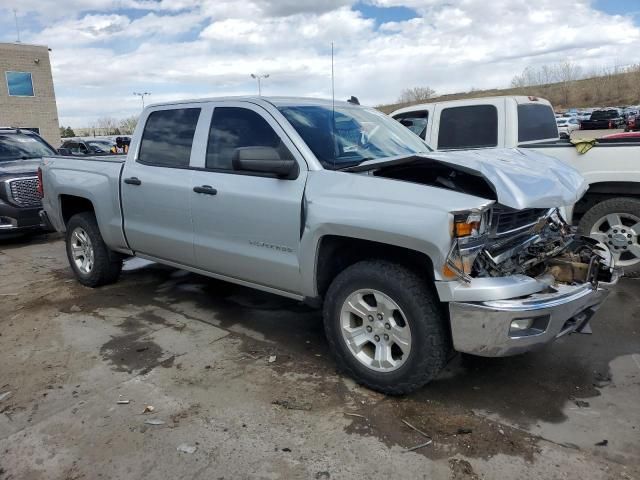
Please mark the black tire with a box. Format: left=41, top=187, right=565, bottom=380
left=65, top=212, right=122, bottom=287
left=323, top=260, right=449, bottom=395
left=577, top=197, right=640, bottom=278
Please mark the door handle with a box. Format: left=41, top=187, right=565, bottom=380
left=193, top=185, right=217, bottom=195
left=124, top=177, right=142, bottom=185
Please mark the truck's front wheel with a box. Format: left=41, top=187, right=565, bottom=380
left=323, top=260, right=449, bottom=395
left=66, top=212, right=122, bottom=287
left=578, top=197, right=640, bottom=278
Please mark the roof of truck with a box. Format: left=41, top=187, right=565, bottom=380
left=390, top=95, right=552, bottom=116
left=145, top=96, right=360, bottom=110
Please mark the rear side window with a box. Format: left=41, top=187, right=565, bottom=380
left=206, top=107, right=291, bottom=171
left=438, top=105, right=497, bottom=149
left=392, top=110, right=429, bottom=138
left=139, top=108, right=201, bottom=167
left=518, top=104, right=558, bottom=142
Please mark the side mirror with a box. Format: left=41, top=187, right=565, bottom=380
left=57, top=148, right=72, bottom=156
left=232, top=147, right=298, bottom=179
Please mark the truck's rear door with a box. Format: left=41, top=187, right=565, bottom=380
left=120, top=105, right=203, bottom=266
left=189, top=101, right=308, bottom=294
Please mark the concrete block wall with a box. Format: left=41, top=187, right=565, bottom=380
left=0, top=42, right=60, bottom=146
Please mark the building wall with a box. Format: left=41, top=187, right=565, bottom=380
left=0, top=42, right=60, bottom=146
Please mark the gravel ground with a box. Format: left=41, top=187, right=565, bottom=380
left=0, top=234, right=638, bottom=480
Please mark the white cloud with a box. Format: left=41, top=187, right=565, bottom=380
left=2, top=0, right=638, bottom=127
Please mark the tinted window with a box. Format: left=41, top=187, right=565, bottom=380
left=590, top=110, right=618, bottom=120
left=518, top=104, right=558, bottom=142
left=6, top=71, right=34, bottom=96
left=139, top=108, right=201, bottom=167
left=438, top=105, right=498, bottom=149
left=206, top=107, right=290, bottom=170
left=392, top=110, right=429, bottom=138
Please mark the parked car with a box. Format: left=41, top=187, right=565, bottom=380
left=0, top=128, right=57, bottom=236
left=556, top=117, right=579, bottom=138
left=40, top=97, right=616, bottom=394
left=390, top=96, right=640, bottom=276
left=580, top=109, right=626, bottom=129
left=60, top=138, right=115, bottom=155
left=577, top=111, right=592, bottom=122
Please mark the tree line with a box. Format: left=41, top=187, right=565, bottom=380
left=394, top=62, right=640, bottom=109
left=61, top=115, right=139, bottom=138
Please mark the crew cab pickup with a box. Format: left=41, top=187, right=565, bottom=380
left=0, top=128, right=58, bottom=236
left=390, top=96, right=640, bottom=276
left=41, top=97, right=616, bottom=394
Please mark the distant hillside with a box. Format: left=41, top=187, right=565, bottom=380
left=379, top=68, right=640, bottom=114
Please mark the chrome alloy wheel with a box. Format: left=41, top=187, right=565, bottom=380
left=589, top=212, right=640, bottom=268
left=339, top=289, right=412, bottom=372
left=70, top=227, right=94, bottom=274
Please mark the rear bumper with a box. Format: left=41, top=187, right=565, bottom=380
left=449, top=282, right=613, bottom=357
left=0, top=201, right=47, bottom=234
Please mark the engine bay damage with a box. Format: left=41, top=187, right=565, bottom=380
left=447, top=207, right=615, bottom=286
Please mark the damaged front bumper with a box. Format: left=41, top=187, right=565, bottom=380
left=446, top=275, right=617, bottom=357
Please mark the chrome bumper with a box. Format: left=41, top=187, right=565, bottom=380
left=449, top=282, right=612, bottom=357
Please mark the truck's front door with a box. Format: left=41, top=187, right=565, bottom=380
left=121, top=106, right=204, bottom=266
left=189, top=102, right=307, bottom=295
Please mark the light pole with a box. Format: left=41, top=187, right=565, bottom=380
left=133, top=92, right=151, bottom=109
left=250, top=74, right=269, bottom=96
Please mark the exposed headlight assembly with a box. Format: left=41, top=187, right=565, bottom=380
left=444, top=208, right=491, bottom=282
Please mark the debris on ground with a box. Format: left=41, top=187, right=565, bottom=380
left=595, top=440, right=608, bottom=447
left=116, top=400, right=130, bottom=405
left=144, top=419, right=165, bottom=426
left=272, top=398, right=312, bottom=411
left=401, top=419, right=433, bottom=452
left=142, top=405, right=155, bottom=414
left=268, top=355, right=277, bottom=363
left=343, top=412, right=366, bottom=419
left=315, top=472, right=330, bottom=479
left=281, top=447, right=291, bottom=452
left=405, top=440, right=433, bottom=452
left=177, top=443, right=197, bottom=454
left=574, top=400, right=590, bottom=408
left=449, top=458, right=480, bottom=480
left=457, top=428, right=473, bottom=435
left=69, top=305, right=82, bottom=312
left=0, top=391, right=13, bottom=402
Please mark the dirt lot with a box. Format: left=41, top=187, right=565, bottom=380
left=1, top=234, right=639, bottom=480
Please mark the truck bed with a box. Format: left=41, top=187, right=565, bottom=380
left=41, top=154, right=128, bottom=252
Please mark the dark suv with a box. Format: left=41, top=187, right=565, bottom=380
left=0, top=128, right=57, bottom=236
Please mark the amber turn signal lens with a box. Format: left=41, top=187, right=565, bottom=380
left=454, top=221, right=480, bottom=237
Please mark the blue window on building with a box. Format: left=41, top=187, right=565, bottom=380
left=6, top=71, right=34, bottom=96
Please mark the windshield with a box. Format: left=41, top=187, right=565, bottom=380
left=0, top=132, right=57, bottom=162
left=278, top=105, right=430, bottom=169
left=88, top=141, right=113, bottom=149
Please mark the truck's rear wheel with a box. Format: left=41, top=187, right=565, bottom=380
left=578, top=197, right=640, bottom=278
left=323, top=260, right=448, bottom=395
left=66, top=212, right=122, bottom=287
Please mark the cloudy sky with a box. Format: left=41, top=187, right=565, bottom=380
left=1, top=0, right=639, bottom=127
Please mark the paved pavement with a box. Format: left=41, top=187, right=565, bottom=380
left=1, top=234, right=638, bottom=479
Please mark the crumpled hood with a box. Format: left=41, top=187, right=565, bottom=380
left=354, top=148, right=587, bottom=210
left=0, top=158, right=41, bottom=177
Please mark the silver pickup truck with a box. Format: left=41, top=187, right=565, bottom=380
left=40, top=97, right=616, bottom=394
